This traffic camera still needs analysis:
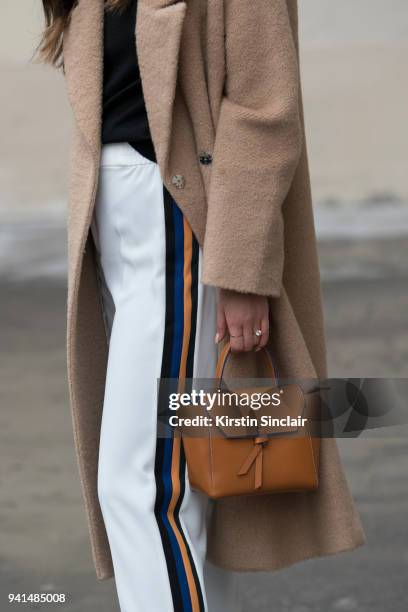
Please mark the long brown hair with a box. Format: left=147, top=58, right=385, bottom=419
left=39, top=0, right=128, bottom=66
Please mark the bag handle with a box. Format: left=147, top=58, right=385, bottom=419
left=214, top=342, right=278, bottom=490
left=215, top=341, right=276, bottom=383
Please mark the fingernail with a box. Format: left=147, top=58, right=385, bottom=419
left=214, top=333, right=220, bottom=344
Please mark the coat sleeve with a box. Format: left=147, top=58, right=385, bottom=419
left=201, top=0, right=302, bottom=297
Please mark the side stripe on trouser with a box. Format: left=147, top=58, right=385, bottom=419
left=154, top=189, right=205, bottom=612
left=90, top=143, right=217, bottom=612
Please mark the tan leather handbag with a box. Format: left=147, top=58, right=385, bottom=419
left=182, top=342, right=321, bottom=499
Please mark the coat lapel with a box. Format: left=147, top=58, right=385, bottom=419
left=63, top=0, right=104, bottom=162
left=63, top=0, right=186, bottom=172
left=136, top=0, right=187, bottom=173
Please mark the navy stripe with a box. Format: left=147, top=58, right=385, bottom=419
left=170, top=201, right=185, bottom=378
left=161, top=439, right=192, bottom=611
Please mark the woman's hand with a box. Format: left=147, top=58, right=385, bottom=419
left=215, top=289, right=269, bottom=352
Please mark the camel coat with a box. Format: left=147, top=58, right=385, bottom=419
left=62, top=0, right=365, bottom=581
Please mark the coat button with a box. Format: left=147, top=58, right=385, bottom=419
left=171, top=174, right=185, bottom=189
left=198, top=151, right=213, bottom=165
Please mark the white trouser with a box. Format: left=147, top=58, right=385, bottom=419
left=90, top=143, right=237, bottom=612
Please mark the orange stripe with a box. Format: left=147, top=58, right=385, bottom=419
left=179, top=218, right=193, bottom=382
left=167, top=219, right=201, bottom=611
left=168, top=438, right=201, bottom=612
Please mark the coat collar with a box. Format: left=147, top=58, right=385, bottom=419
left=63, top=0, right=187, bottom=170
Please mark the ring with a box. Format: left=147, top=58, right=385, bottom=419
left=230, top=334, right=243, bottom=338
left=254, top=329, right=262, bottom=337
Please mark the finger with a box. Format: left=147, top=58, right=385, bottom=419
left=215, top=302, right=227, bottom=344
left=253, top=320, right=262, bottom=347
left=228, top=325, right=244, bottom=352
left=255, top=316, right=270, bottom=351
left=243, top=320, right=255, bottom=352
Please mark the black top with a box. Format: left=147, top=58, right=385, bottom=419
left=102, top=0, right=156, bottom=162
